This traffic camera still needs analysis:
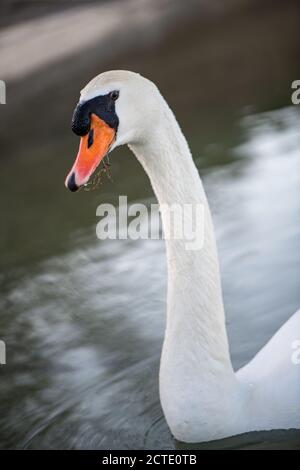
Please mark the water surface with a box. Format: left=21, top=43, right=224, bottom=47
left=1, top=106, right=300, bottom=449
left=1, top=2, right=300, bottom=449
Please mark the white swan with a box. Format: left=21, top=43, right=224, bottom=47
left=65, top=70, right=300, bottom=443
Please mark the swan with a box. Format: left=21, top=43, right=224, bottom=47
left=65, top=70, right=300, bottom=443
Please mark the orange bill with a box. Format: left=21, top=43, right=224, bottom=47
left=65, top=113, right=116, bottom=191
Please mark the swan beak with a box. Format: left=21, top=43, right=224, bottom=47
left=65, top=113, right=115, bottom=192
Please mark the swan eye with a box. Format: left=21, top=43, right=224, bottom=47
left=110, top=90, right=119, bottom=101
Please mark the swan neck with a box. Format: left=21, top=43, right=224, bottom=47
left=129, top=101, right=234, bottom=382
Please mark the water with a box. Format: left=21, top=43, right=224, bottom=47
left=1, top=1, right=300, bottom=449
left=1, top=104, right=300, bottom=449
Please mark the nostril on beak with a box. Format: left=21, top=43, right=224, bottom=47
left=66, top=172, right=79, bottom=192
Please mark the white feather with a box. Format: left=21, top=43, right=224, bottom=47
left=80, top=70, right=300, bottom=442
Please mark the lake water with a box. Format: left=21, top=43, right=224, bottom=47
left=0, top=2, right=300, bottom=449
left=1, top=104, right=299, bottom=449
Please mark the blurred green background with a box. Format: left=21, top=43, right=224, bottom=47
left=0, top=0, right=300, bottom=449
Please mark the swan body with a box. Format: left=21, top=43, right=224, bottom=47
left=66, top=70, right=300, bottom=442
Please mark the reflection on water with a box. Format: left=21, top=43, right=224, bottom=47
left=1, top=236, right=167, bottom=449
left=0, top=106, right=300, bottom=449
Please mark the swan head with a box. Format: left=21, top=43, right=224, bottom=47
left=65, top=70, right=160, bottom=192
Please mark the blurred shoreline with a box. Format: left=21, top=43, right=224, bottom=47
left=0, top=0, right=100, bottom=29
left=1, top=0, right=299, bottom=139
left=2, top=0, right=294, bottom=83
left=1, top=0, right=187, bottom=82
